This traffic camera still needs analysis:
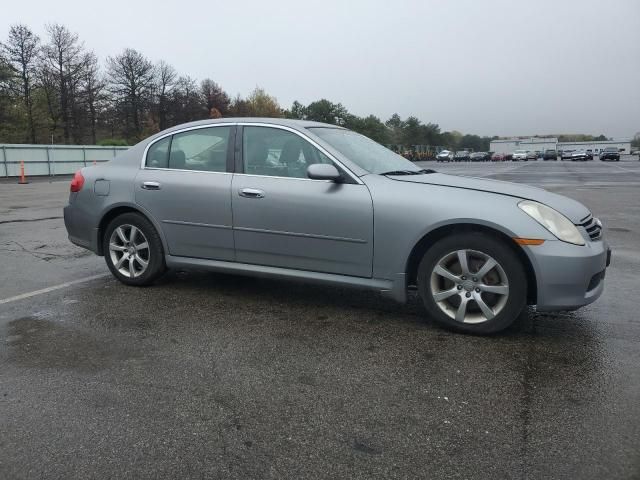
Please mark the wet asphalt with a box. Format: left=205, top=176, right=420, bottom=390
left=1, top=159, right=639, bottom=479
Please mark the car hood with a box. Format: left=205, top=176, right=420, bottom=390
left=387, top=173, right=590, bottom=223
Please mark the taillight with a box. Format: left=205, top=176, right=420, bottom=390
left=70, top=170, right=85, bottom=192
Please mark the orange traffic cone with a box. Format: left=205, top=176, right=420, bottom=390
left=18, top=160, right=28, bottom=184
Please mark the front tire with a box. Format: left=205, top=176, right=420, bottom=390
left=104, top=212, right=166, bottom=286
left=417, top=233, right=527, bottom=334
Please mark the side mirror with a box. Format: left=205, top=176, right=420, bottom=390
left=306, top=163, right=342, bottom=182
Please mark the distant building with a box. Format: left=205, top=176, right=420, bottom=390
left=490, top=137, right=631, bottom=154
left=490, top=137, right=557, bottom=154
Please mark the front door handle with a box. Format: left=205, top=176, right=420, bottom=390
left=239, top=188, right=265, bottom=199
left=141, top=181, right=161, bottom=190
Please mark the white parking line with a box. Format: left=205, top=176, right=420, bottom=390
left=0, top=273, right=110, bottom=306
left=612, top=164, right=640, bottom=174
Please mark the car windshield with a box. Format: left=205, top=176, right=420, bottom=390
left=604, top=147, right=616, bottom=152
left=309, top=127, right=420, bottom=174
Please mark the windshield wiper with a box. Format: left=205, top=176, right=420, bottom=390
left=380, top=169, right=436, bottom=176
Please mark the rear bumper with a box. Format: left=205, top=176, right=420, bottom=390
left=529, top=239, right=610, bottom=312
left=64, top=204, right=100, bottom=254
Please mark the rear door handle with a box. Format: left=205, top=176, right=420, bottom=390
left=239, top=188, right=265, bottom=199
left=141, top=181, right=161, bottom=190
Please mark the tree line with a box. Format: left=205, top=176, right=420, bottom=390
left=0, top=23, right=618, bottom=153
left=0, top=23, right=494, bottom=152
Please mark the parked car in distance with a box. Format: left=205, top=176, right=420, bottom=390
left=512, top=150, right=528, bottom=161
left=543, top=149, right=557, bottom=161
left=491, top=152, right=507, bottom=162
left=600, top=147, right=620, bottom=161
left=526, top=151, right=538, bottom=161
left=63, top=118, right=611, bottom=335
left=561, top=150, right=574, bottom=160
left=470, top=152, right=490, bottom=162
left=436, top=150, right=453, bottom=162
left=454, top=150, right=471, bottom=162
left=570, top=150, right=589, bottom=161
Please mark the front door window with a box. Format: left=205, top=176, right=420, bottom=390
left=243, top=126, right=333, bottom=178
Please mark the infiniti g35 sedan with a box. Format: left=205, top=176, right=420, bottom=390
left=64, top=118, right=611, bottom=334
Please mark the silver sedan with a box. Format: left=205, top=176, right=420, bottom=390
left=64, top=118, right=610, bottom=334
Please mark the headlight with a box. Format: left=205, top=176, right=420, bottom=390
left=518, top=200, right=585, bottom=245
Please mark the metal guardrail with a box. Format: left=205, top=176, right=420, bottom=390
left=0, top=144, right=129, bottom=177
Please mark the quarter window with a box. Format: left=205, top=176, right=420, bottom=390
left=146, top=136, right=171, bottom=168
left=243, top=126, right=333, bottom=179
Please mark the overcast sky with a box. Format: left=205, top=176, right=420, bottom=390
left=3, top=0, right=639, bottom=138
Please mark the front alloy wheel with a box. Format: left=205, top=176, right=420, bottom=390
left=417, top=233, right=527, bottom=334
left=430, top=250, right=509, bottom=324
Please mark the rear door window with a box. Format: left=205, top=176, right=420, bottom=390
left=145, top=127, right=232, bottom=172
left=169, top=127, right=231, bottom=172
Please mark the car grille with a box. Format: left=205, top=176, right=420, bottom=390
left=578, top=214, right=603, bottom=241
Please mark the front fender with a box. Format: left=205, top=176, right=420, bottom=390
left=362, top=175, right=553, bottom=280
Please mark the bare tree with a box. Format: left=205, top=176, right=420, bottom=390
left=41, top=24, right=92, bottom=143
left=200, top=78, right=230, bottom=117
left=106, top=48, right=155, bottom=140
left=154, top=60, right=177, bottom=130
left=37, top=65, right=61, bottom=142
left=81, top=52, right=105, bottom=144
left=1, top=24, right=40, bottom=142
left=170, top=75, right=206, bottom=124
left=228, top=94, right=252, bottom=117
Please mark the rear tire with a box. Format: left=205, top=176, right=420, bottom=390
left=104, top=212, right=166, bottom=286
left=417, top=233, right=527, bottom=334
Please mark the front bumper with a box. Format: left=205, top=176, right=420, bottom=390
left=528, top=239, right=610, bottom=312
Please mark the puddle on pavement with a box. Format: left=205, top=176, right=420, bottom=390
left=4, top=316, right=140, bottom=372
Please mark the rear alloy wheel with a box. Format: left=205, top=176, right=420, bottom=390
left=104, top=212, right=166, bottom=286
left=109, top=225, right=150, bottom=278
left=417, top=233, right=527, bottom=334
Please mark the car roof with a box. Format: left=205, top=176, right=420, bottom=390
left=154, top=117, right=342, bottom=135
